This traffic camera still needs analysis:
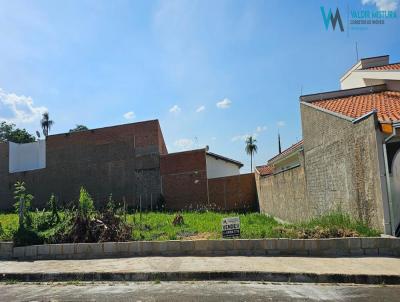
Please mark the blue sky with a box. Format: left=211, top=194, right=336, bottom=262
left=0, top=0, right=399, bottom=172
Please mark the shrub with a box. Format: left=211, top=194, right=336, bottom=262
left=13, top=181, right=33, bottom=228
left=78, top=187, right=95, bottom=220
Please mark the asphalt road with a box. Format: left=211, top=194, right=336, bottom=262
left=1, top=281, right=400, bottom=301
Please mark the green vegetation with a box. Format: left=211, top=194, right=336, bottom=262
left=0, top=210, right=380, bottom=243
left=0, top=121, right=35, bottom=144
left=0, top=182, right=380, bottom=244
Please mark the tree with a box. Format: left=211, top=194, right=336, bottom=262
left=245, top=136, right=258, bottom=172
left=0, top=121, right=35, bottom=143
left=69, top=125, right=89, bottom=132
left=41, top=112, right=54, bottom=137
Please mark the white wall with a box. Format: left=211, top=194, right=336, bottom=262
left=206, top=154, right=240, bottom=179
left=9, top=140, right=46, bottom=173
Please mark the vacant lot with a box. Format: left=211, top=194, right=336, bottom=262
left=0, top=211, right=380, bottom=242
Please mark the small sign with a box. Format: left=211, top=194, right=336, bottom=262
left=222, top=216, right=240, bottom=238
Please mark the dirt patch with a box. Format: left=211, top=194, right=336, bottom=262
left=180, top=232, right=217, bottom=240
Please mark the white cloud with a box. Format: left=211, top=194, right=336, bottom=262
left=256, top=126, right=267, bottom=132
left=169, top=104, right=181, bottom=114
left=231, top=133, right=257, bottom=142
left=196, top=105, right=205, bottom=113
left=211, top=136, right=216, bottom=140
left=123, top=111, right=135, bottom=120
left=362, top=0, right=398, bottom=10
left=277, top=121, right=286, bottom=127
left=0, top=88, right=47, bottom=124
left=216, top=98, right=231, bottom=109
left=174, top=138, right=193, bottom=150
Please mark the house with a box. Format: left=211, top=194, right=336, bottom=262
left=256, top=55, right=400, bottom=235
left=0, top=119, right=257, bottom=211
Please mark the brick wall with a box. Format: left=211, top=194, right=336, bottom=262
left=0, top=120, right=166, bottom=210
left=208, top=173, right=257, bottom=211
left=160, top=149, right=208, bottom=210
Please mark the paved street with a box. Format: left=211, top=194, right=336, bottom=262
left=1, top=281, right=400, bottom=301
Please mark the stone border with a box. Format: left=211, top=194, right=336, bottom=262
left=2, top=271, right=400, bottom=285
left=2, top=237, right=400, bottom=261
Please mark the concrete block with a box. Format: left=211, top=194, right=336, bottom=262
left=50, top=244, right=63, bottom=255
left=318, top=239, right=334, bottom=250
left=304, top=239, right=318, bottom=250
left=266, top=249, right=281, bottom=255
left=194, top=240, right=209, bottom=251
left=141, top=241, right=154, bottom=254
left=348, top=238, right=361, bottom=249
left=379, top=248, right=394, bottom=256
left=289, top=239, right=305, bottom=251
left=390, top=238, right=400, bottom=249
left=117, top=242, right=130, bottom=253
left=13, top=246, right=25, bottom=258
left=25, top=245, right=38, bottom=258
left=37, top=244, right=50, bottom=256
left=361, top=237, right=380, bottom=249
left=265, top=239, right=277, bottom=250
left=180, top=240, right=195, bottom=252
left=166, top=241, right=181, bottom=252
left=0, top=242, right=13, bottom=254
left=62, top=243, right=75, bottom=255
left=210, top=240, right=233, bottom=251
left=276, top=239, right=289, bottom=250
left=128, top=241, right=141, bottom=255
left=349, top=249, right=364, bottom=256
left=332, top=238, right=349, bottom=250
left=364, top=248, right=379, bottom=256
left=320, top=249, right=337, bottom=257
left=76, top=243, right=103, bottom=255
left=103, top=242, right=117, bottom=254
left=233, top=239, right=251, bottom=250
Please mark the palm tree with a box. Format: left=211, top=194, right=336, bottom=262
left=41, top=112, right=54, bottom=137
left=245, top=136, right=258, bottom=172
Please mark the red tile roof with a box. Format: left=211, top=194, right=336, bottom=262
left=256, top=165, right=273, bottom=176
left=268, top=140, right=304, bottom=163
left=312, top=91, right=400, bottom=123
left=365, top=63, right=400, bottom=71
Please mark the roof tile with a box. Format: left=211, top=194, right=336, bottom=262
left=312, top=91, right=400, bottom=123
left=365, top=63, right=400, bottom=71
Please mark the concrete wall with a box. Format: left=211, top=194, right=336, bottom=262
left=301, top=104, right=386, bottom=231
left=208, top=173, right=257, bottom=211
left=256, top=104, right=387, bottom=231
left=0, top=120, right=166, bottom=210
left=160, top=149, right=209, bottom=210
left=256, top=158, right=308, bottom=222
left=206, top=154, right=240, bottom=179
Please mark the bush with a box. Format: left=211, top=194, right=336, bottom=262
left=78, top=187, right=95, bottom=220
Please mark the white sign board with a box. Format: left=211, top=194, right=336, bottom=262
left=222, top=216, right=240, bottom=238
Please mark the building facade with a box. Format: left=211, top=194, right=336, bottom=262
left=0, top=119, right=257, bottom=211
left=256, top=55, right=400, bottom=235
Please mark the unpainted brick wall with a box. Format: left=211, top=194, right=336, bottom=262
left=208, top=173, right=257, bottom=211
left=160, top=149, right=209, bottom=210
left=0, top=120, right=166, bottom=210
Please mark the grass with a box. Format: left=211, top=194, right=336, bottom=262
left=0, top=210, right=380, bottom=242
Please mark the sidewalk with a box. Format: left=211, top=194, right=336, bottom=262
left=1, top=256, right=400, bottom=284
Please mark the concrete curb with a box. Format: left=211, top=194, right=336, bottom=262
left=2, top=237, right=400, bottom=261
left=1, top=271, right=400, bottom=285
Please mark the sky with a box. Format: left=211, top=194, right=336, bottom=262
left=0, top=0, right=399, bottom=172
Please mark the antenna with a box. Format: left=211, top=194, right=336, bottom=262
left=278, top=131, right=282, bottom=154
left=355, top=42, right=359, bottom=62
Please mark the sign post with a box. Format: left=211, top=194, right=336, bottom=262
left=222, top=217, right=240, bottom=238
